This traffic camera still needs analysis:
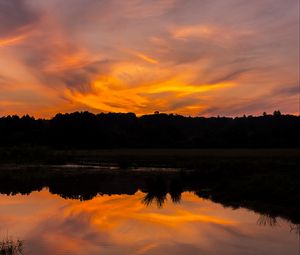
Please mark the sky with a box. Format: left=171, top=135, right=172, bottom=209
left=0, top=0, right=299, bottom=117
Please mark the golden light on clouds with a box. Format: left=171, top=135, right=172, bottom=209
left=64, top=60, right=236, bottom=115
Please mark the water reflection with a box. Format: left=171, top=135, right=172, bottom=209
left=0, top=190, right=299, bottom=255
left=0, top=167, right=300, bottom=254
left=0, top=168, right=299, bottom=225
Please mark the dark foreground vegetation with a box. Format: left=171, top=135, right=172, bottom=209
left=0, top=111, right=299, bottom=149
left=0, top=237, right=23, bottom=255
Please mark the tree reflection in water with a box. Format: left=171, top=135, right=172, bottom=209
left=0, top=167, right=299, bottom=227
left=142, top=176, right=168, bottom=208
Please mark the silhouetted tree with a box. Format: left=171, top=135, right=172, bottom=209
left=273, top=110, right=281, bottom=116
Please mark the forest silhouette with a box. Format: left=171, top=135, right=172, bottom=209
left=0, top=111, right=299, bottom=148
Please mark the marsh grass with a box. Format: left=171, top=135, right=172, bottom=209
left=0, top=237, right=24, bottom=255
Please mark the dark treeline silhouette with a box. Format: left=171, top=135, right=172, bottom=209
left=0, top=111, right=299, bottom=148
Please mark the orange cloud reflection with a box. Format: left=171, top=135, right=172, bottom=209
left=0, top=189, right=297, bottom=255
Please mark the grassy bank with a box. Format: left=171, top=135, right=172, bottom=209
left=1, top=147, right=300, bottom=169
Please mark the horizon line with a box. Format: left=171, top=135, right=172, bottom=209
left=1, top=110, right=298, bottom=120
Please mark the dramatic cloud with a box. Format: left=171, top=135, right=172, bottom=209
left=0, top=0, right=298, bottom=117
left=0, top=0, right=38, bottom=36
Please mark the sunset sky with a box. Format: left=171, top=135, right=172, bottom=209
left=0, top=0, right=299, bottom=117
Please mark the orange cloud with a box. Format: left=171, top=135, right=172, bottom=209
left=136, top=52, right=159, bottom=64
left=171, top=24, right=255, bottom=47
left=63, top=58, right=236, bottom=115
left=172, top=25, right=219, bottom=40
left=0, top=34, right=28, bottom=47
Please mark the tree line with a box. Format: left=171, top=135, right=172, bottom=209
left=0, top=111, right=299, bottom=148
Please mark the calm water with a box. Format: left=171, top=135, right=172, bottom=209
left=0, top=189, right=298, bottom=255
